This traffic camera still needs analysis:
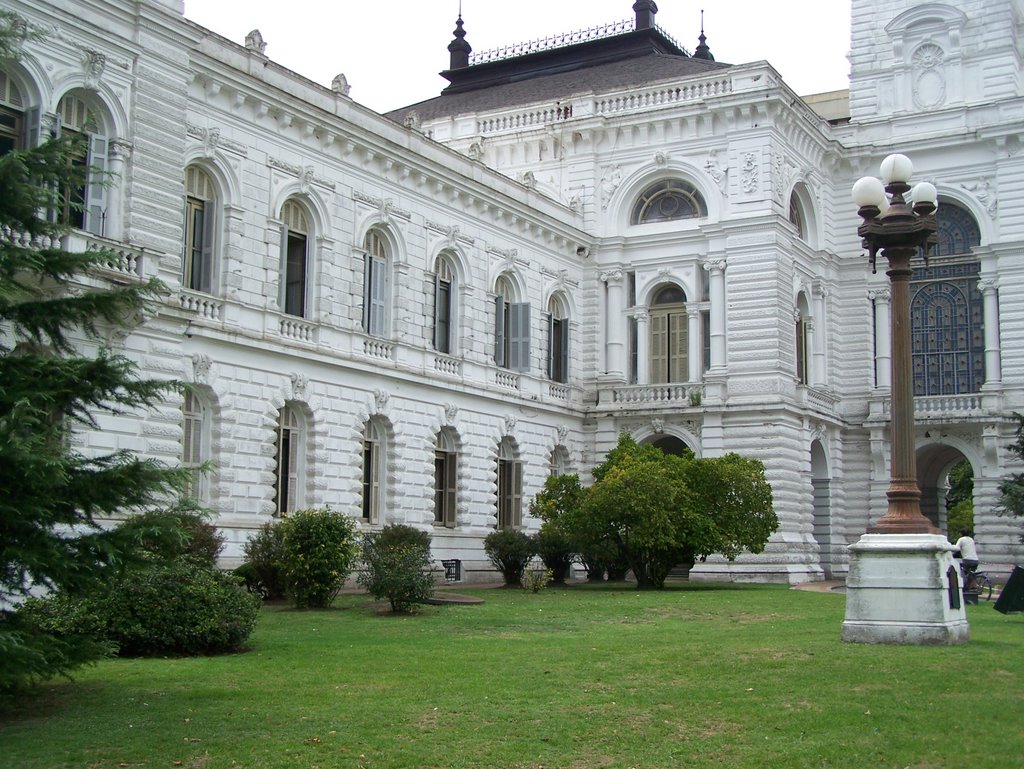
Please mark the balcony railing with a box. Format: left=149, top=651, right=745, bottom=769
left=179, top=290, right=223, bottom=321
left=604, top=383, right=701, bottom=407
left=279, top=316, right=316, bottom=343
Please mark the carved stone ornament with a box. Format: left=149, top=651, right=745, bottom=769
left=191, top=353, right=212, bottom=384
left=290, top=373, right=308, bottom=399
left=504, top=414, right=517, bottom=436
left=556, top=424, right=569, bottom=442
left=651, top=418, right=664, bottom=434
left=444, top=403, right=459, bottom=425
left=468, top=141, right=484, bottom=160
left=741, top=152, right=759, bottom=194
left=373, top=389, right=390, bottom=413
left=654, top=150, right=669, bottom=168
left=245, top=29, right=267, bottom=54
left=599, top=163, right=622, bottom=212
left=912, top=43, right=946, bottom=111
left=403, top=110, right=421, bottom=130
left=332, top=73, right=351, bottom=97
left=82, top=49, right=106, bottom=89
left=705, top=149, right=727, bottom=194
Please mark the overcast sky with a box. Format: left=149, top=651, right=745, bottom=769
left=184, top=1, right=852, bottom=114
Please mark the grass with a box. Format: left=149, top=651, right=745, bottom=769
left=1, top=583, right=1022, bottom=769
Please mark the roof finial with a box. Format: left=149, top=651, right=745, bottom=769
left=693, top=9, right=715, bottom=61
left=448, top=6, right=472, bottom=70
left=633, top=1, right=658, bottom=31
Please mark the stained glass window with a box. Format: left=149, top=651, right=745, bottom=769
left=631, top=180, right=707, bottom=224
left=910, top=203, right=983, bottom=395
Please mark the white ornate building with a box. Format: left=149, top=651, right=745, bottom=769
left=5, top=0, right=1023, bottom=581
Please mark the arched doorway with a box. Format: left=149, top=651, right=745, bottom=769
left=650, top=434, right=693, bottom=457
left=916, top=442, right=972, bottom=534
left=810, top=440, right=832, bottom=578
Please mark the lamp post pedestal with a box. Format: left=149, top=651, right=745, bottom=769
left=841, top=534, right=970, bottom=645
left=843, top=156, right=969, bottom=645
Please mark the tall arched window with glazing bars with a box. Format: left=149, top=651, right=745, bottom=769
left=910, top=203, right=983, bottom=395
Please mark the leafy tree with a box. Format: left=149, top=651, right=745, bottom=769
left=529, top=474, right=582, bottom=583
left=998, top=413, right=1024, bottom=543
left=576, top=434, right=778, bottom=590
left=580, top=436, right=698, bottom=589
left=483, top=529, right=536, bottom=586
left=280, top=508, right=360, bottom=608
left=945, top=459, right=974, bottom=541
left=0, top=19, right=187, bottom=692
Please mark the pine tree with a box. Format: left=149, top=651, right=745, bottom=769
left=0, top=15, right=188, bottom=690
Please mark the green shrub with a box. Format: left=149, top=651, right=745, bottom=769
left=521, top=566, right=553, bottom=593
left=483, top=529, right=536, bottom=586
left=4, top=599, right=114, bottom=693
left=117, top=500, right=225, bottom=569
left=240, top=521, right=288, bottom=599
left=99, top=562, right=259, bottom=656
left=19, top=563, right=259, bottom=658
left=357, top=525, right=435, bottom=613
left=534, top=525, right=574, bottom=583
left=280, top=508, right=359, bottom=608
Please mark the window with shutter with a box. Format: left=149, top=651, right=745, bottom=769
left=363, top=231, right=389, bottom=336
left=0, top=72, right=24, bottom=155
left=362, top=420, right=385, bottom=524
left=281, top=201, right=309, bottom=317
left=433, top=257, right=454, bottom=353
left=496, top=439, right=522, bottom=529
left=184, top=166, right=217, bottom=293
left=509, top=302, right=531, bottom=372
left=649, top=285, right=688, bottom=384
left=547, top=296, right=569, bottom=383
left=182, top=391, right=207, bottom=501
left=274, top=405, right=302, bottom=516
left=434, top=431, right=458, bottom=528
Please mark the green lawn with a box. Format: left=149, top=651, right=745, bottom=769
left=2, top=583, right=1021, bottom=769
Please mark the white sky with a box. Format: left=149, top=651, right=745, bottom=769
left=184, top=1, right=852, bottom=114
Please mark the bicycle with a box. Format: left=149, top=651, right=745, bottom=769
left=962, top=566, right=994, bottom=601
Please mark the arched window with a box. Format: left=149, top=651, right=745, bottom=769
left=795, top=293, right=811, bottom=385
left=434, top=429, right=458, bottom=527
left=362, top=418, right=386, bottom=524
left=911, top=202, right=984, bottom=395
left=549, top=445, right=570, bottom=478
left=280, top=200, right=309, bottom=317
left=363, top=230, right=390, bottom=336
left=649, top=284, right=688, bottom=383
left=56, top=93, right=107, bottom=235
left=182, top=390, right=210, bottom=502
left=631, top=180, right=707, bottom=224
left=183, top=166, right=217, bottom=294
left=789, top=191, right=806, bottom=240
left=547, top=294, right=569, bottom=383
left=494, top=275, right=530, bottom=371
left=496, top=438, right=522, bottom=529
left=433, top=253, right=456, bottom=353
left=0, top=70, right=25, bottom=155
left=274, top=404, right=303, bottom=516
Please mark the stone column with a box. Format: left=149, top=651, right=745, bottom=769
left=634, top=309, right=649, bottom=385
left=601, top=269, right=625, bottom=380
left=107, top=139, right=132, bottom=243
left=812, top=283, right=828, bottom=386
left=869, top=288, right=891, bottom=389
left=703, top=258, right=727, bottom=371
left=687, top=306, right=701, bottom=383
left=978, top=279, right=1001, bottom=385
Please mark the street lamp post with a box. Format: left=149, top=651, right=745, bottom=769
left=841, top=154, right=970, bottom=645
left=852, top=154, right=938, bottom=535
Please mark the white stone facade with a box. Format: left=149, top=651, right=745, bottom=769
left=5, top=0, right=1023, bottom=582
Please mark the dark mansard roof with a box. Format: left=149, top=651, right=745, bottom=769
left=386, top=3, right=730, bottom=125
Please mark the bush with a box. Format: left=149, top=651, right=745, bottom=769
left=117, top=500, right=225, bottom=569
left=357, top=525, right=435, bottom=613
left=483, top=529, right=536, bottom=586
left=534, top=525, right=574, bottom=584
left=240, top=521, right=288, bottom=599
left=521, top=566, right=553, bottom=593
left=280, top=509, right=359, bottom=608
left=21, top=563, right=260, bottom=657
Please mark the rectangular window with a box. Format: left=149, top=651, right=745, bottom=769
left=497, top=458, right=522, bottom=529
left=364, top=254, right=387, bottom=335
left=183, top=197, right=207, bottom=292
left=362, top=438, right=380, bottom=523
left=182, top=393, right=205, bottom=501
left=701, top=310, right=711, bottom=373
left=434, top=274, right=452, bottom=353
left=508, top=302, right=531, bottom=372
left=434, top=450, right=457, bottom=527
left=284, top=232, right=307, bottom=317
left=0, top=105, right=22, bottom=156
left=274, top=425, right=298, bottom=516
left=796, top=318, right=809, bottom=385
left=548, top=315, right=568, bottom=383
